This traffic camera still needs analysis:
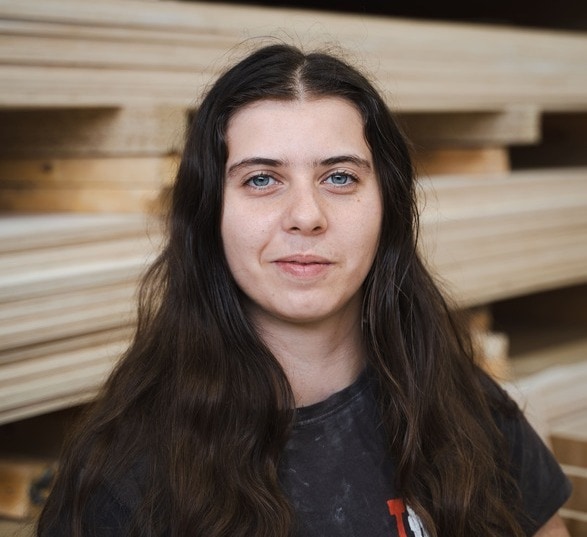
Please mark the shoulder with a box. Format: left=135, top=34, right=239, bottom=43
left=481, top=373, right=572, bottom=536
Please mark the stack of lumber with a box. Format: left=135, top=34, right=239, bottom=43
left=0, top=214, right=161, bottom=424
left=0, top=0, right=585, bottom=427
left=552, top=412, right=587, bottom=536
left=418, top=167, right=587, bottom=307
left=0, top=0, right=586, bottom=111
left=504, top=362, right=587, bottom=535
left=0, top=155, right=178, bottom=213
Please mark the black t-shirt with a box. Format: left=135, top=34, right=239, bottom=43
left=280, top=370, right=572, bottom=536
left=49, top=370, right=572, bottom=536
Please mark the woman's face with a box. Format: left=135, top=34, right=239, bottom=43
left=221, top=97, right=382, bottom=327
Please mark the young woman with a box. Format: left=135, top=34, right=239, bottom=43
left=37, top=43, right=572, bottom=537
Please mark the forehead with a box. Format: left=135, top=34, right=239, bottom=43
left=225, top=97, right=371, bottom=162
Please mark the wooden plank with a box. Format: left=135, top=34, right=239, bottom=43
left=0, top=32, right=227, bottom=71
left=0, top=107, right=186, bottom=157
left=431, top=241, right=587, bottom=307
left=417, top=168, right=587, bottom=305
left=1, top=1, right=586, bottom=111
left=0, top=213, right=154, bottom=254
left=0, top=156, right=178, bottom=187
left=399, top=108, right=541, bottom=147
left=509, top=335, right=587, bottom=379
left=0, top=327, right=133, bottom=366
left=0, top=283, right=134, bottom=323
left=418, top=168, right=587, bottom=221
left=0, top=65, right=207, bottom=108
left=0, top=341, right=125, bottom=421
left=0, top=186, right=166, bottom=212
left=551, top=412, right=587, bottom=467
left=512, top=112, right=587, bottom=168
left=0, top=285, right=137, bottom=351
left=560, top=509, right=587, bottom=537
left=0, top=250, right=156, bottom=302
left=505, top=363, right=587, bottom=442
left=413, top=147, right=510, bottom=176
left=562, top=464, right=587, bottom=513
left=0, top=235, right=159, bottom=273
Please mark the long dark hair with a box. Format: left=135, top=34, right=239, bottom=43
left=38, top=43, right=525, bottom=537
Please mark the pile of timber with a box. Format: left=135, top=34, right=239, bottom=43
left=418, top=167, right=587, bottom=307
left=0, top=0, right=585, bottom=427
left=0, top=214, right=161, bottom=424
left=0, top=0, right=586, bottom=111
left=505, top=361, right=587, bottom=535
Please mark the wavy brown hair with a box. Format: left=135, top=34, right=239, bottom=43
left=37, top=43, right=526, bottom=537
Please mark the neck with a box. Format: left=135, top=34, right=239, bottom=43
left=253, top=308, right=366, bottom=407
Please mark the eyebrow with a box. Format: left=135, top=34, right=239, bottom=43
left=226, top=157, right=284, bottom=177
left=318, top=155, right=372, bottom=170
left=226, top=154, right=372, bottom=177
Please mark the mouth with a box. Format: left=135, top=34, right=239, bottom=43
left=275, top=254, right=332, bottom=265
left=272, top=255, right=333, bottom=278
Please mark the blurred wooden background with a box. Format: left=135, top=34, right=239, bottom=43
left=0, top=0, right=586, bottom=533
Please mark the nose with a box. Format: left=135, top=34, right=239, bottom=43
left=283, top=182, right=327, bottom=235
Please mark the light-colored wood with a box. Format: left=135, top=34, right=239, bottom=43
left=1, top=0, right=586, bottom=111
left=0, top=156, right=178, bottom=187
left=0, top=156, right=177, bottom=213
left=0, top=285, right=137, bottom=351
left=418, top=168, right=587, bottom=306
left=0, top=107, right=186, bottom=157
left=0, top=186, right=166, bottom=213
left=510, top=335, right=587, bottom=379
left=562, top=464, right=587, bottom=513
left=399, top=108, right=541, bottom=147
left=0, top=213, right=156, bottom=254
left=560, top=509, right=587, bottom=537
left=503, top=362, right=587, bottom=443
left=551, top=412, right=587, bottom=467
left=413, top=147, right=510, bottom=176
left=0, top=327, right=133, bottom=366
left=0, top=340, right=125, bottom=424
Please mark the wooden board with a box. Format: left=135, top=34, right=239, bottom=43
left=0, top=327, right=133, bottom=366
left=0, top=186, right=166, bottom=213
left=0, top=107, right=186, bottom=157
left=399, top=108, right=541, bottom=147
left=0, top=213, right=157, bottom=254
left=0, top=340, right=126, bottom=425
left=0, top=284, right=137, bottom=351
left=503, top=361, right=587, bottom=442
left=413, top=147, right=510, bottom=176
left=1, top=0, right=587, bottom=111
left=418, top=167, right=587, bottom=306
left=0, top=156, right=177, bottom=188
left=560, top=509, right=587, bottom=537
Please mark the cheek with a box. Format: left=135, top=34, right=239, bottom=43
left=221, top=211, right=267, bottom=271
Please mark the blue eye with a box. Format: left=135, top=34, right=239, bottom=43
left=325, top=172, right=356, bottom=186
left=247, top=174, right=275, bottom=188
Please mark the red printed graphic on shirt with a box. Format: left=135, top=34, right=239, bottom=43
left=387, top=499, right=408, bottom=537
left=387, top=498, right=430, bottom=537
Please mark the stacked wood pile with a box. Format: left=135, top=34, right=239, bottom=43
left=505, top=361, right=587, bottom=536
left=0, top=214, right=162, bottom=425
left=552, top=411, right=587, bottom=537
left=0, top=0, right=586, bottom=528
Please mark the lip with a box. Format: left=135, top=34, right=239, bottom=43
left=272, top=254, right=333, bottom=278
